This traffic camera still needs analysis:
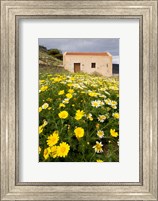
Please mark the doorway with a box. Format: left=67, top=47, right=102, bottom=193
left=74, top=63, right=80, bottom=73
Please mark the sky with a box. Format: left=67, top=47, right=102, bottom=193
left=39, top=38, right=119, bottom=64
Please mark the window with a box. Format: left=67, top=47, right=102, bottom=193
left=91, top=63, right=96, bottom=68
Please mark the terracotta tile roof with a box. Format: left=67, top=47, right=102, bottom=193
left=64, top=52, right=111, bottom=56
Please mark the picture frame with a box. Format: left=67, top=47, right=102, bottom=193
left=0, top=0, right=157, bottom=200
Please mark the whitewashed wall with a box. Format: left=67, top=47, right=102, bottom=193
left=63, top=54, right=112, bottom=76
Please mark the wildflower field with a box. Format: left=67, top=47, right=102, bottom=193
left=39, top=72, right=119, bottom=162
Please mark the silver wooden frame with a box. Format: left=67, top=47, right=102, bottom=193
left=0, top=0, right=157, bottom=200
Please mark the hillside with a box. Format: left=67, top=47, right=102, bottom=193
left=39, top=46, right=63, bottom=68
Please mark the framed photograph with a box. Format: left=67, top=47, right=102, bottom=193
left=0, top=0, right=157, bottom=200
left=38, top=38, right=119, bottom=163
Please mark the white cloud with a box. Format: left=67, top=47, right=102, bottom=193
left=112, top=56, right=119, bottom=64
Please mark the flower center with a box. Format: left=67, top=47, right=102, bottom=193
left=61, top=147, right=66, bottom=153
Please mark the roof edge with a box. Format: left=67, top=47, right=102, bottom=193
left=64, top=52, right=112, bottom=56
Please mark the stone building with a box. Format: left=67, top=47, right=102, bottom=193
left=63, top=52, right=112, bottom=76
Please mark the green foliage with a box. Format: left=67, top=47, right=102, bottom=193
left=48, top=49, right=63, bottom=60
left=48, top=48, right=61, bottom=55
left=54, top=53, right=63, bottom=61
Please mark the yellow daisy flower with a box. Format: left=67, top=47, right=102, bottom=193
left=58, top=90, right=65, bottom=95
left=40, top=80, right=45, bottom=83
left=96, top=159, right=103, bottom=162
left=68, top=89, right=74, bottom=93
left=74, top=127, right=84, bottom=139
left=47, top=131, right=59, bottom=146
left=54, top=77, right=62, bottom=82
left=39, top=107, right=42, bottom=112
left=66, top=93, right=73, bottom=99
left=59, top=103, right=66, bottom=108
left=88, top=92, right=98, bottom=97
left=58, top=111, right=69, bottom=119
left=113, top=113, right=119, bottom=119
left=50, top=146, right=58, bottom=158
left=110, top=129, right=118, bottom=137
left=67, top=83, right=73, bottom=87
left=43, top=147, right=51, bottom=160
left=40, top=85, right=48, bottom=92
left=75, top=110, right=84, bottom=120
left=57, top=142, right=70, bottom=158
